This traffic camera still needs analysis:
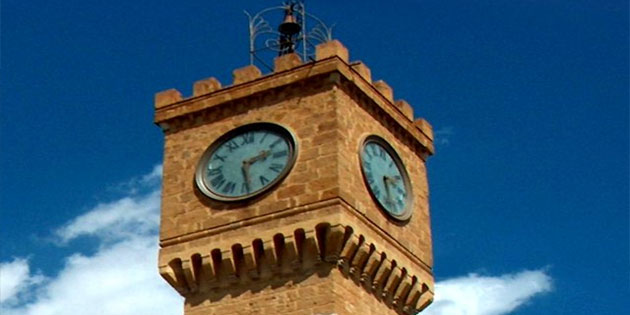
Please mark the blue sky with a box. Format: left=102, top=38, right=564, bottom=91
left=1, top=0, right=628, bottom=314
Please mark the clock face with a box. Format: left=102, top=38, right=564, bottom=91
left=360, top=136, right=413, bottom=220
left=195, top=123, right=297, bottom=201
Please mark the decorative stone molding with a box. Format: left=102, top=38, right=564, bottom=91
left=159, top=222, right=433, bottom=314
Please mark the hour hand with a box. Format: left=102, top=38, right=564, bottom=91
left=246, top=150, right=271, bottom=165
left=241, top=161, right=251, bottom=192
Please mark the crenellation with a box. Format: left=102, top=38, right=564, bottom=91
left=155, top=88, right=183, bottom=109
left=413, top=118, right=433, bottom=141
left=274, top=53, right=303, bottom=72
left=350, top=61, right=372, bottom=83
left=374, top=80, right=394, bottom=103
left=193, top=77, right=222, bottom=96
left=316, top=40, right=349, bottom=63
left=233, top=64, right=262, bottom=85
left=395, top=100, right=414, bottom=120
left=154, top=55, right=433, bottom=159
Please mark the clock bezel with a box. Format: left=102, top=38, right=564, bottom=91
left=195, top=122, right=298, bottom=202
left=359, top=135, right=414, bottom=221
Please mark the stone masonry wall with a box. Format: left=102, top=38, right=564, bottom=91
left=184, top=266, right=396, bottom=315
left=155, top=40, right=435, bottom=314
left=160, top=76, right=339, bottom=242
left=335, top=83, right=433, bottom=267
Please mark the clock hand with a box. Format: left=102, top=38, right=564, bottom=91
left=246, top=150, right=271, bottom=165
left=241, top=161, right=251, bottom=192
left=383, top=176, right=394, bottom=205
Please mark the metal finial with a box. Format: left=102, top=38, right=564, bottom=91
left=278, top=2, right=301, bottom=55
left=245, top=1, right=334, bottom=71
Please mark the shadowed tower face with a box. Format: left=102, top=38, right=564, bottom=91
left=154, top=5, right=435, bottom=314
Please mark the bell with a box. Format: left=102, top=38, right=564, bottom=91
left=278, top=6, right=301, bottom=36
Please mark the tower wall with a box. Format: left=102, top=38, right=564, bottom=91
left=335, top=84, right=433, bottom=266
left=155, top=41, right=435, bottom=315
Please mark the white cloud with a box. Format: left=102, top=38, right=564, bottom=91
left=115, top=164, right=163, bottom=194
left=3, top=235, right=182, bottom=315
left=0, top=258, right=45, bottom=304
left=424, top=269, right=552, bottom=315
left=54, top=164, right=162, bottom=244
left=1, top=165, right=183, bottom=315
left=1, top=165, right=551, bottom=315
left=54, top=190, right=160, bottom=244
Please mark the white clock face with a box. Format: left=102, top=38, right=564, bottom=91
left=360, top=136, right=413, bottom=220
left=196, top=123, right=297, bottom=201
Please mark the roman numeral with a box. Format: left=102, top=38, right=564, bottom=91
left=366, top=171, right=375, bottom=184
left=207, top=166, right=223, bottom=177
left=211, top=174, right=225, bottom=189
left=226, top=140, right=239, bottom=152
left=241, top=182, right=249, bottom=194
left=396, top=187, right=405, bottom=196
left=371, top=145, right=379, bottom=156
left=259, top=175, right=269, bottom=185
left=272, top=150, right=288, bottom=159
left=385, top=199, right=395, bottom=207
left=372, top=186, right=381, bottom=198
left=213, top=154, right=226, bottom=162
left=240, top=133, right=254, bottom=145
left=378, top=147, right=386, bottom=160
left=269, top=163, right=283, bottom=173
left=269, top=138, right=283, bottom=148
left=259, top=132, right=269, bottom=144
left=222, top=181, right=236, bottom=194
left=363, top=161, right=371, bottom=170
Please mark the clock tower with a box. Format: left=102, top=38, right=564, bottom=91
left=154, top=3, right=435, bottom=314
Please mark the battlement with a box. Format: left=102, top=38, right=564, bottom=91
left=153, top=40, right=434, bottom=154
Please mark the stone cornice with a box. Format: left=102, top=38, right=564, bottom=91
left=160, top=197, right=432, bottom=274
left=159, top=221, right=433, bottom=315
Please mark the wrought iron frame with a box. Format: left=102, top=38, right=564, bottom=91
left=245, top=1, right=334, bottom=71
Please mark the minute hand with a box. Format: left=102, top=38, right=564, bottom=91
left=246, top=150, right=270, bottom=165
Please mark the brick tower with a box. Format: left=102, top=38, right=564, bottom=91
left=154, top=11, right=435, bottom=314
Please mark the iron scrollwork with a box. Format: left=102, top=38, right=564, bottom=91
left=245, top=1, right=334, bottom=71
